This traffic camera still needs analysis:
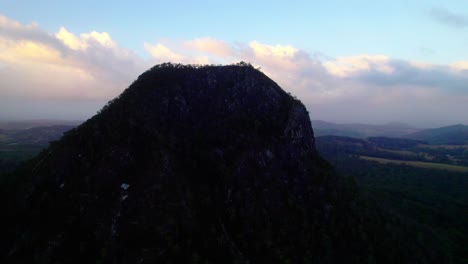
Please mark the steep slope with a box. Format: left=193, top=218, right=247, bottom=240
left=2, top=63, right=445, bottom=263
left=404, top=124, right=468, bottom=145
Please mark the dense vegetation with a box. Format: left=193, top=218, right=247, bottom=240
left=0, top=64, right=459, bottom=263
left=318, top=135, right=468, bottom=166
left=0, top=125, right=75, bottom=172
left=316, top=136, right=468, bottom=263
left=312, top=120, right=420, bottom=138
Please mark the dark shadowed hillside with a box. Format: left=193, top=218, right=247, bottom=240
left=1, top=63, right=447, bottom=263
left=404, top=124, right=468, bottom=145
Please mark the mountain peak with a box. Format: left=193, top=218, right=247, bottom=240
left=5, top=63, right=328, bottom=263
left=3, top=63, right=432, bottom=263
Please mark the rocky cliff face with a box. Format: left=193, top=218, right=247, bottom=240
left=2, top=63, right=439, bottom=263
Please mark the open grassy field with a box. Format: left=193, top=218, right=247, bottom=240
left=359, top=156, right=468, bottom=173
left=417, top=144, right=468, bottom=150
left=376, top=148, right=418, bottom=156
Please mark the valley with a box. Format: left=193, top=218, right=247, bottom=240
left=359, top=156, right=468, bottom=173
left=316, top=135, right=468, bottom=263
left=0, top=124, right=77, bottom=172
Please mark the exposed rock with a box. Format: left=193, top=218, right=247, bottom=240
left=2, top=63, right=441, bottom=263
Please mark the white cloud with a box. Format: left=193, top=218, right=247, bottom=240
left=55, top=27, right=87, bottom=50
left=323, top=55, right=394, bottom=77
left=0, top=16, right=145, bottom=102
left=184, top=38, right=233, bottom=57
left=0, top=15, right=467, bottom=125
left=249, top=41, right=297, bottom=60
left=451, top=61, right=468, bottom=71
left=0, top=16, right=147, bottom=120
left=144, top=43, right=185, bottom=62
left=140, top=37, right=468, bottom=126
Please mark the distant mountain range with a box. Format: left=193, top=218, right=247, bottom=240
left=0, top=125, right=77, bottom=145
left=1, top=120, right=466, bottom=149
left=311, top=120, right=420, bottom=138
left=0, top=120, right=82, bottom=130
left=312, top=120, right=468, bottom=145
left=0, top=125, right=77, bottom=172
left=405, top=124, right=468, bottom=145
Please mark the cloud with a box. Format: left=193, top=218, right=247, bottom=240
left=184, top=38, right=233, bottom=57
left=0, top=17, right=70, bottom=59
left=323, top=55, right=394, bottom=77
left=430, top=7, right=468, bottom=28
left=249, top=41, right=297, bottom=60
left=0, top=16, right=145, bottom=100
left=0, top=16, right=147, bottom=120
left=144, top=43, right=185, bottom=62
left=142, top=37, right=468, bottom=125
left=451, top=61, right=468, bottom=71
left=339, top=58, right=468, bottom=93
left=55, top=27, right=117, bottom=51
left=1, top=15, right=467, bottom=126
left=145, top=39, right=325, bottom=90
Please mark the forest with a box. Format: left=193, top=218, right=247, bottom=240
left=316, top=135, right=468, bottom=263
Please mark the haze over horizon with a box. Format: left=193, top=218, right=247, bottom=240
left=1, top=1, right=467, bottom=127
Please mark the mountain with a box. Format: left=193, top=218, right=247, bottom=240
left=1, top=63, right=444, bottom=263
left=404, top=124, right=468, bottom=145
left=312, top=120, right=420, bottom=138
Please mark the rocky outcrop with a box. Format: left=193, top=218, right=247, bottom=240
left=2, top=63, right=438, bottom=264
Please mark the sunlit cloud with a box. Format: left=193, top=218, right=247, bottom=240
left=0, top=39, right=61, bottom=64
left=184, top=38, right=233, bottom=57
left=249, top=41, right=297, bottom=59
left=144, top=43, right=185, bottom=62
left=0, top=16, right=144, bottom=102
left=323, top=55, right=394, bottom=77
left=451, top=61, right=468, bottom=71
left=0, top=16, right=146, bottom=119
left=0, top=15, right=467, bottom=126
left=55, top=27, right=87, bottom=50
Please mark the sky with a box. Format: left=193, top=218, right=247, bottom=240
left=0, top=0, right=467, bottom=127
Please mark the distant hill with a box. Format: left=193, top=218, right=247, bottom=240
left=312, top=120, right=420, bottom=138
left=3, top=125, right=76, bottom=145
left=404, top=124, right=468, bottom=145
left=0, top=125, right=76, bottom=172
left=316, top=135, right=424, bottom=161
left=0, top=120, right=82, bottom=130
left=316, top=135, right=468, bottom=169
left=366, top=137, right=426, bottom=150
